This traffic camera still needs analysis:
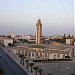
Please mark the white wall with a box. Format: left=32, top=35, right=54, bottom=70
left=31, top=52, right=35, bottom=58
left=60, top=54, right=63, bottom=59
left=49, top=53, right=64, bottom=59
left=49, top=54, right=54, bottom=59
left=4, top=39, right=13, bottom=46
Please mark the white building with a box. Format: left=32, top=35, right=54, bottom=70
left=66, top=39, right=73, bottom=45
left=11, top=33, right=16, bottom=38
left=16, top=47, right=72, bottom=60
left=2, top=39, right=13, bottom=47
left=22, top=35, right=35, bottom=40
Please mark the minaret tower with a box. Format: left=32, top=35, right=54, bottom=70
left=36, top=19, right=42, bottom=44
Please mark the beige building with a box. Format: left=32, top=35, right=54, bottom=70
left=36, top=19, right=42, bottom=44
left=16, top=47, right=73, bottom=60
left=66, top=39, right=74, bottom=45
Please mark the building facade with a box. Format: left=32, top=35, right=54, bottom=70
left=16, top=47, right=73, bottom=60
left=36, top=19, right=42, bottom=44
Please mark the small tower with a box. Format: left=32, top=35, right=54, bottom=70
left=36, top=19, right=42, bottom=44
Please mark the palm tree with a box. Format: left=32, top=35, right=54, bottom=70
left=29, top=63, right=34, bottom=72
left=25, top=60, right=29, bottom=69
left=33, top=66, right=39, bottom=75
left=19, top=54, right=23, bottom=64
left=38, top=68, right=43, bottom=75
left=19, top=54, right=25, bottom=65
left=22, top=55, right=26, bottom=65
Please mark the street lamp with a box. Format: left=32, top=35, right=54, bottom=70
left=0, top=55, right=1, bottom=58
left=59, top=61, right=61, bottom=69
left=0, top=55, right=1, bottom=64
left=13, top=49, right=16, bottom=59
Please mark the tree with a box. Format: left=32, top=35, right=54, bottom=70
left=29, top=63, right=34, bottom=72
left=8, top=43, right=12, bottom=46
left=62, top=34, right=66, bottom=44
left=19, top=38, right=22, bottom=42
left=22, top=55, right=26, bottom=65
left=38, top=68, right=43, bottom=75
left=33, top=66, right=39, bottom=75
left=65, top=56, right=70, bottom=59
left=25, top=60, right=29, bottom=69
left=19, top=54, right=25, bottom=65
left=22, top=39, right=28, bottom=43
left=8, top=43, right=15, bottom=47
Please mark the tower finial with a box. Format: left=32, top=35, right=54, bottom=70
left=39, top=17, right=40, bottom=20
left=38, top=18, right=41, bottom=23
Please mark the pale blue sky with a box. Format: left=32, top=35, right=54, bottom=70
left=0, top=0, right=74, bottom=36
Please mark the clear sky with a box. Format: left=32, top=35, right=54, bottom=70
left=0, top=0, right=74, bottom=36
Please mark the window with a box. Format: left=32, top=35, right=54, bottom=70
left=45, top=53, right=47, bottom=57
left=58, top=54, right=60, bottom=57
left=40, top=53, right=42, bottom=57
left=32, top=53, right=34, bottom=57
